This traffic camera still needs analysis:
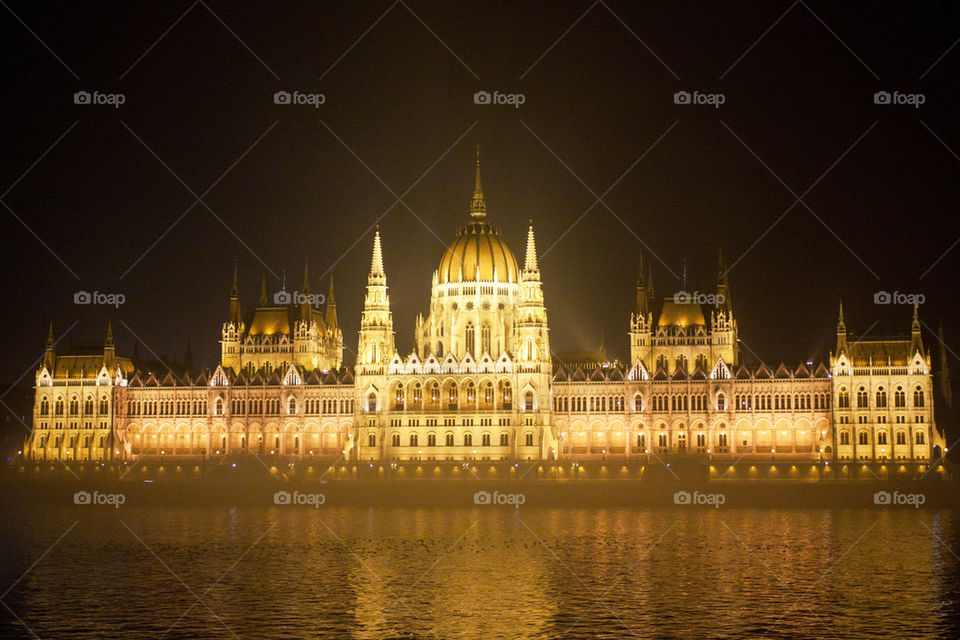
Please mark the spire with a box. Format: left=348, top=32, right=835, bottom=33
left=229, top=263, right=241, bottom=325
left=835, top=301, right=848, bottom=355
left=105, top=320, right=114, bottom=348
left=523, top=219, right=539, bottom=273
left=370, top=227, right=385, bottom=281
left=635, top=253, right=647, bottom=315
left=470, top=145, right=486, bottom=218
left=325, top=274, right=338, bottom=330
left=259, top=272, right=268, bottom=306
left=302, top=259, right=311, bottom=295
left=912, top=303, right=920, bottom=331
left=717, top=248, right=728, bottom=286
left=103, top=320, right=115, bottom=364
left=231, top=262, right=239, bottom=298
left=911, top=303, right=923, bottom=353
left=46, top=322, right=55, bottom=349
left=837, top=301, right=846, bottom=332
left=43, top=322, right=56, bottom=370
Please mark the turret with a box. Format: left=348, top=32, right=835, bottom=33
left=517, top=219, right=549, bottom=364
left=325, top=274, right=338, bottom=331
left=300, top=259, right=312, bottom=321
left=630, top=254, right=653, bottom=367
left=229, top=262, right=241, bottom=325
left=836, top=301, right=849, bottom=355
left=44, top=322, right=56, bottom=370
left=357, top=228, right=395, bottom=369
left=103, top=320, right=115, bottom=365
left=911, top=303, right=924, bottom=355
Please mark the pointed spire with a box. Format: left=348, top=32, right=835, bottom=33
left=302, top=259, right=311, bottom=294
left=231, top=262, right=239, bottom=298
left=370, top=227, right=385, bottom=280
left=46, top=322, right=55, bottom=349
left=325, top=274, right=338, bottom=330
left=229, top=263, right=241, bottom=325
left=635, top=253, right=648, bottom=315
left=912, top=303, right=920, bottom=331
left=105, top=320, right=114, bottom=348
left=523, top=218, right=539, bottom=272
left=259, top=272, right=268, bottom=306
left=837, top=301, right=846, bottom=332
left=470, top=145, right=486, bottom=218
left=717, top=248, right=728, bottom=286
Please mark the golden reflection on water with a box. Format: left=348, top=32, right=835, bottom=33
left=2, top=506, right=958, bottom=639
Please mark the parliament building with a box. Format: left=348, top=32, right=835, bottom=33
left=23, top=157, right=947, bottom=471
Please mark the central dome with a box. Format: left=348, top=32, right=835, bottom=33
left=436, top=149, right=519, bottom=284
left=437, top=220, right=519, bottom=284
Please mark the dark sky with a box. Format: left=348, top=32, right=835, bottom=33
left=2, top=1, right=959, bottom=379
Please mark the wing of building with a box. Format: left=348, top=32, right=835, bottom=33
left=23, top=155, right=947, bottom=470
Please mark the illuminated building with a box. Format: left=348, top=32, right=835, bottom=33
left=23, top=156, right=946, bottom=467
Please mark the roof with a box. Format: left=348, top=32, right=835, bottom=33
left=657, top=298, right=706, bottom=328
left=52, top=355, right=134, bottom=379
left=845, top=339, right=915, bottom=366
left=437, top=220, right=519, bottom=284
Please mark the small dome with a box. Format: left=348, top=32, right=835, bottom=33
left=437, top=220, right=519, bottom=284
left=657, top=298, right=706, bottom=328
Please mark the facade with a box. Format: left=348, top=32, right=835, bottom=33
left=23, top=158, right=947, bottom=468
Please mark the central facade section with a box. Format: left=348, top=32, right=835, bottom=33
left=352, top=153, right=557, bottom=463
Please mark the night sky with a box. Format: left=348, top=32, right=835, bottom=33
left=3, top=1, right=960, bottom=380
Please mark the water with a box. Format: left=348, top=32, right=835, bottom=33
left=2, top=504, right=959, bottom=639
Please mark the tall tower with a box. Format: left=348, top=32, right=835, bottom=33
left=356, top=229, right=395, bottom=373
left=221, top=267, right=244, bottom=372
left=710, top=249, right=738, bottom=366
left=629, top=253, right=653, bottom=367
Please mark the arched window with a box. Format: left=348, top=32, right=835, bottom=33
left=464, top=433, right=473, bottom=447
left=368, top=434, right=376, bottom=447
left=481, top=323, right=491, bottom=355
left=838, top=389, right=849, bottom=408
left=637, top=433, right=646, bottom=449
left=367, top=392, right=377, bottom=412
left=427, top=433, right=437, bottom=447
left=840, top=431, right=851, bottom=445
left=391, top=433, right=400, bottom=446
left=288, top=398, right=297, bottom=414
left=409, top=433, right=418, bottom=447
left=69, top=397, right=79, bottom=415
left=431, top=382, right=440, bottom=404
left=915, top=431, right=926, bottom=445
left=481, top=433, right=491, bottom=446
left=465, top=322, right=475, bottom=357
left=716, top=394, right=725, bottom=411
left=876, top=388, right=887, bottom=408
left=524, top=391, right=534, bottom=412
left=634, top=394, right=643, bottom=411
left=84, top=396, right=94, bottom=414
left=857, top=388, right=868, bottom=408
left=877, top=431, right=888, bottom=445
left=896, top=431, right=906, bottom=445
left=214, top=398, right=223, bottom=415
left=858, top=431, right=869, bottom=445
left=445, top=432, right=454, bottom=446
left=40, top=397, right=49, bottom=415
left=499, top=433, right=509, bottom=446
left=676, top=355, right=688, bottom=373
left=437, top=341, right=443, bottom=357
left=895, top=387, right=905, bottom=408
left=99, top=396, right=109, bottom=414
left=525, top=433, right=534, bottom=446
left=913, top=387, right=925, bottom=407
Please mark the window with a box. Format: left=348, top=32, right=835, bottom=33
left=525, top=433, right=534, bottom=446
left=716, top=394, right=725, bottom=411
left=481, top=433, right=491, bottom=446
left=84, top=397, right=94, bottom=414
left=40, top=398, right=49, bottom=415
left=858, top=432, right=868, bottom=445
left=391, top=433, right=400, bottom=447
left=445, top=433, right=454, bottom=446
left=465, top=322, right=475, bottom=357
left=838, top=389, right=849, bottom=408
left=499, top=433, right=509, bottom=446
left=913, top=387, right=925, bottom=407
left=895, top=388, right=905, bottom=408
left=288, top=398, right=297, bottom=414
left=840, top=431, right=850, bottom=445
left=427, top=433, right=437, bottom=447
left=637, top=433, right=645, bottom=449
left=69, top=397, right=79, bottom=415
left=214, top=398, right=223, bottom=415
left=481, top=323, right=491, bottom=355
left=368, top=434, right=376, bottom=447
left=877, top=431, right=888, bottom=445
left=915, top=431, right=925, bottom=445
left=437, top=341, right=443, bottom=357
left=876, top=388, right=887, bottom=408
left=368, top=392, right=377, bottom=412
left=856, top=388, right=868, bottom=408
left=409, top=434, right=418, bottom=447
left=464, top=433, right=473, bottom=447
left=524, top=391, right=534, bottom=412
left=896, top=431, right=906, bottom=445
